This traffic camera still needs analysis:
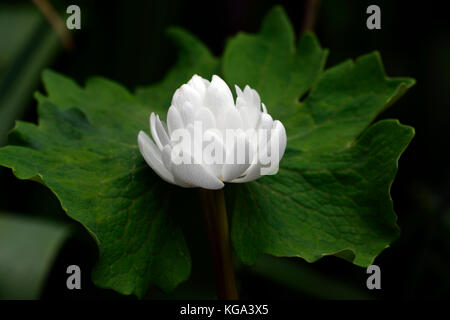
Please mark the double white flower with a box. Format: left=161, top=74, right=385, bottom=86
left=138, top=74, right=286, bottom=190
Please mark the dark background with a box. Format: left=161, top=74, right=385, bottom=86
left=0, top=0, right=449, bottom=299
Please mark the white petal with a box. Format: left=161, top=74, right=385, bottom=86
left=138, top=131, right=175, bottom=184
left=218, top=107, right=243, bottom=132
left=240, top=85, right=260, bottom=109
left=160, top=145, right=190, bottom=187
left=258, top=113, right=273, bottom=130
left=162, top=144, right=224, bottom=190
left=151, top=114, right=170, bottom=150
left=230, top=160, right=260, bottom=183
left=194, top=107, right=216, bottom=130
left=167, top=105, right=184, bottom=135
left=240, top=105, right=259, bottom=129
left=204, top=75, right=234, bottom=116
left=150, top=113, right=163, bottom=150
left=236, top=96, right=246, bottom=108
left=202, top=78, right=211, bottom=87
left=171, top=88, right=183, bottom=109
left=235, top=85, right=243, bottom=98
left=179, top=101, right=195, bottom=126
left=188, top=74, right=207, bottom=98
left=161, top=145, right=174, bottom=173
left=222, top=133, right=252, bottom=181
left=211, top=75, right=233, bottom=101
left=172, top=84, right=202, bottom=109
left=232, top=121, right=286, bottom=183
left=272, top=120, right=287, bottom=163
left=251, top=88, right=261, bottom=109
left=203, top=129, right=226, bottom=179
left=243, top=85, right=253, bottom=103
left=262, top=102, right=268, bottom=114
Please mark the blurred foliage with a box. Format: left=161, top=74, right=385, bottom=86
left=0, top=3, right=61, bottom=146
left=0, top=0, right=449, bottom=299
left=0, top=212, right=70, bottom=299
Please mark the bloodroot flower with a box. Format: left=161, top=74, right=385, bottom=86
left=138, top=74, right=286, bottom=189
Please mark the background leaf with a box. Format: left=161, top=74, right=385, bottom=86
left=0, top=3, right=61, bottom=146
left=0, top=212, right=70, bottom=299
left=248, top=255, right=371, bottom=300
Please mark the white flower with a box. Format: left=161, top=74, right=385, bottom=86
left=138, top=74, right=286, bottom=190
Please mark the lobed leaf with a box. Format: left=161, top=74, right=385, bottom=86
left=231, top=120, right=414, bottom=266
left=0, top=72, right=192, bottom=298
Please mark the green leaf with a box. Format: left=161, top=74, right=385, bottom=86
left=223, top=6, right=328, bottom=123
left=0, top=212, right=70, bottom=299
left=0, top=72, right=192, bottom=298
left=223, top=6, right=413, bottom=152
left=0, top=27, right=220, bottom=298
left=287, top=52, right=414, bottom=152
left=231, top=120, right=414, bottom=266
left=225, top=7, right=415, bottom=267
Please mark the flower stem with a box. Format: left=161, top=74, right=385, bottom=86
left=199, top=188, right=238, bottom=300
left=300, top=0, right=320, bottom=34
left=31, top=0, right=75, bottom=51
